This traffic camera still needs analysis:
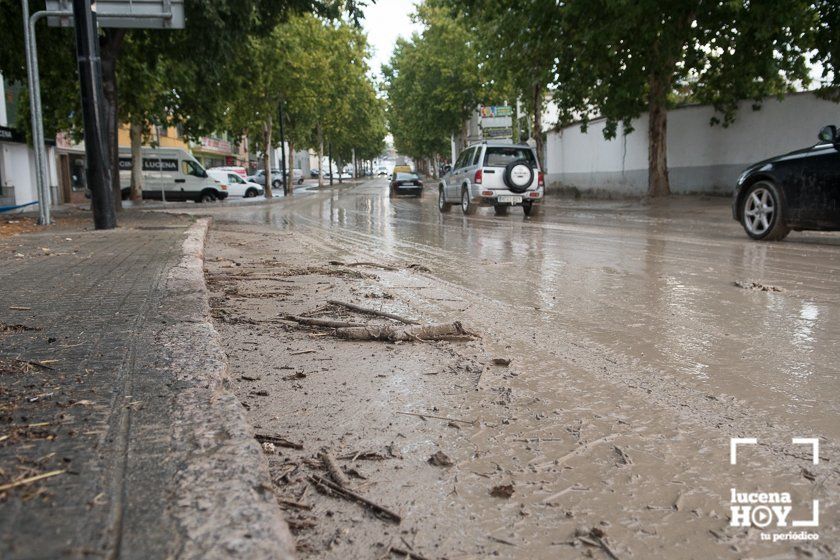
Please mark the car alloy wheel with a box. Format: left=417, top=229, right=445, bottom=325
left=438, top=188, right=451, bottom=213
left=740, top=181, right=790, bottom=241
left=461, top=187, right=476, bottom=215
left=744, top=186, right=775, bottom=236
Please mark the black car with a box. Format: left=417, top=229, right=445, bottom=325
left=733, top=125, right=840, bottom=241
left=389, top=172, right=423, bottom=197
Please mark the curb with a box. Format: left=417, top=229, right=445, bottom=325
left=161, top=218, right=295, bottom=559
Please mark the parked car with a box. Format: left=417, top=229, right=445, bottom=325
left=389, top=172, right=423, bottom=198
left=207, top=169, right=264, bottom=198
left=310, top=169, right=321, bottom=178
left=209, top=166, right=248, bottom=179
left=438, top=141, right=544, bottom=216
left=323, top=171, right=352, bottom=180
left=732, top=125, right=840, bottom=241
left=118, top=147, right=228, bottom=202
left=375, top=166, right=389, bottom=176
left=249, top=168, right=304, bottom=188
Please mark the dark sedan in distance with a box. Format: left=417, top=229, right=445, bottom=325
left=733, top=125, right=840, bottom=241
left=389, top=172, right=423, bottom=197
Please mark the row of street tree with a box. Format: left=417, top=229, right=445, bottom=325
left=384, top=0, right=840, bottom=195
left=0, top=0, right=385, bottom=203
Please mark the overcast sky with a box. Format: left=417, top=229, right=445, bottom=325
left=362, top=0, right=424, bottom=80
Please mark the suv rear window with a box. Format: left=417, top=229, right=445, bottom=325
left=484, top=147, right=536, bottom=168
left=396, top=173, right=419, bottom=181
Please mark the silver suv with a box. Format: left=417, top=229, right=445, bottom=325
left=438, top=141, right=544, bottom=216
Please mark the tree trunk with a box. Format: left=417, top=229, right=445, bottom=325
left=288, top=142, right=295, bottom=195
left=647, top=72, right=671, bottom=196
left=129, top=119, right=143, bottom=201
left=99, top=30, right=126, bottom=212
left=317, top=124, right=324, bottom=188
left=532, top=82, right=544, bottom=167
left=263, top=116, right=273, bottom=198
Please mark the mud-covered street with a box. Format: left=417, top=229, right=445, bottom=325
left=202, top=179, right=839, bottom=559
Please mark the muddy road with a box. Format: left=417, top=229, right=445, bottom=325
left=199, top=179, right=839, bottom=559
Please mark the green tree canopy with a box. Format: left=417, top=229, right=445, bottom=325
left=382, top=2, right=481, bottom=164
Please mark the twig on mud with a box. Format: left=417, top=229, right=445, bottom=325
left=336, top=322, right=476, bottom=342
left=388, top=546, right=431, bottom=560
left=329, top=260, right=398, bottom=271
left=285, top=315, right=363, bottom=328
left=255, top=433, right=304, bottom=450
left=397, top=411, right=475, bottom=425
left=289, top=350, right=316, bottom=356
left=308, top=474, right=401, bottom=523
left=0, top=470, right=65, bottom=492
left=319, top=449, right=350, bottom=487
left=337, top=451, right=388, bottom=461
left=276, top=497, right=313, bottom=510
left=536, top=434, right=620, bottom=470
left=327, top=299, right=418, bottom=325
left=14, top=358, right=55, bottom=371
left=579, top=530, right=621, bottom=560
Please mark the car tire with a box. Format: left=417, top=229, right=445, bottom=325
left=438, top=187, right=452, bottom=213
left=740, top=180, right=790, bottom=241
left=297, top=178, right=304, bottom=185
left=244, top=188, right=258, bottom=198
left=199, top=191, right=217, bottom=203
left=461, top=187, right=477, bottom=215
left=523, top=201, right=540, bottom=217
left=494, top=204, right=509, bottom=216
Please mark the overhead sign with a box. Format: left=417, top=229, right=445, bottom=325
left=480, top=105, right=513, bottom=119
left=0, top=126, right=25, bottom=144
left=46, top=0, right=185, bottom=29
left=482, top=127, right=513, bottom=139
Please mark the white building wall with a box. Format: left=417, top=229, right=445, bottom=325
left=0, top=73, right=59, bottom=209
left=544, top=92, right=840, bottom=195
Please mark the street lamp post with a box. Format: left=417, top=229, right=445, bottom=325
left=72, top=0, right=116, bottom=229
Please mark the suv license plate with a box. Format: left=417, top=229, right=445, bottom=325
left=498, top=195, right=522, bottom=204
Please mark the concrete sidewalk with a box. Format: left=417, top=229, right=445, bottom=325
left=0, top=212, right=294, bottom=559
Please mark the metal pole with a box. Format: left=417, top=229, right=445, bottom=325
left=21, top=1, right=50, bottom=225
left=278, top=100, right=287, bottom=195
left=72, top=0, right=116, bottom=229
left=328, top=141, right=333, bottom=187
left=156, top=126, right=164, bottom=202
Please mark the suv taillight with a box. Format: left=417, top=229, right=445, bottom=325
left=474, top=169, right=483, bottom=184
left=538, top=171, right=545, bottom=187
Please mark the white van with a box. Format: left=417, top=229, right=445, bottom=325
left=118, top=148, right=228, bottom=202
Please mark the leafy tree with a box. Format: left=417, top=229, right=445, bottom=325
left=442, top=0, right=560, bottom=162
left=0, top=0, right=326, bottom=210
left=227, top=13, right=383, bottom=192
left=551, top=0, right=824, bottom=196
left=382, top=2, right=481, bottom=170
left=432, top=0, right=840, bottom=196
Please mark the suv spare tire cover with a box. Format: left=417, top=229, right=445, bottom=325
left=504, top=159, right=534, bottom=193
